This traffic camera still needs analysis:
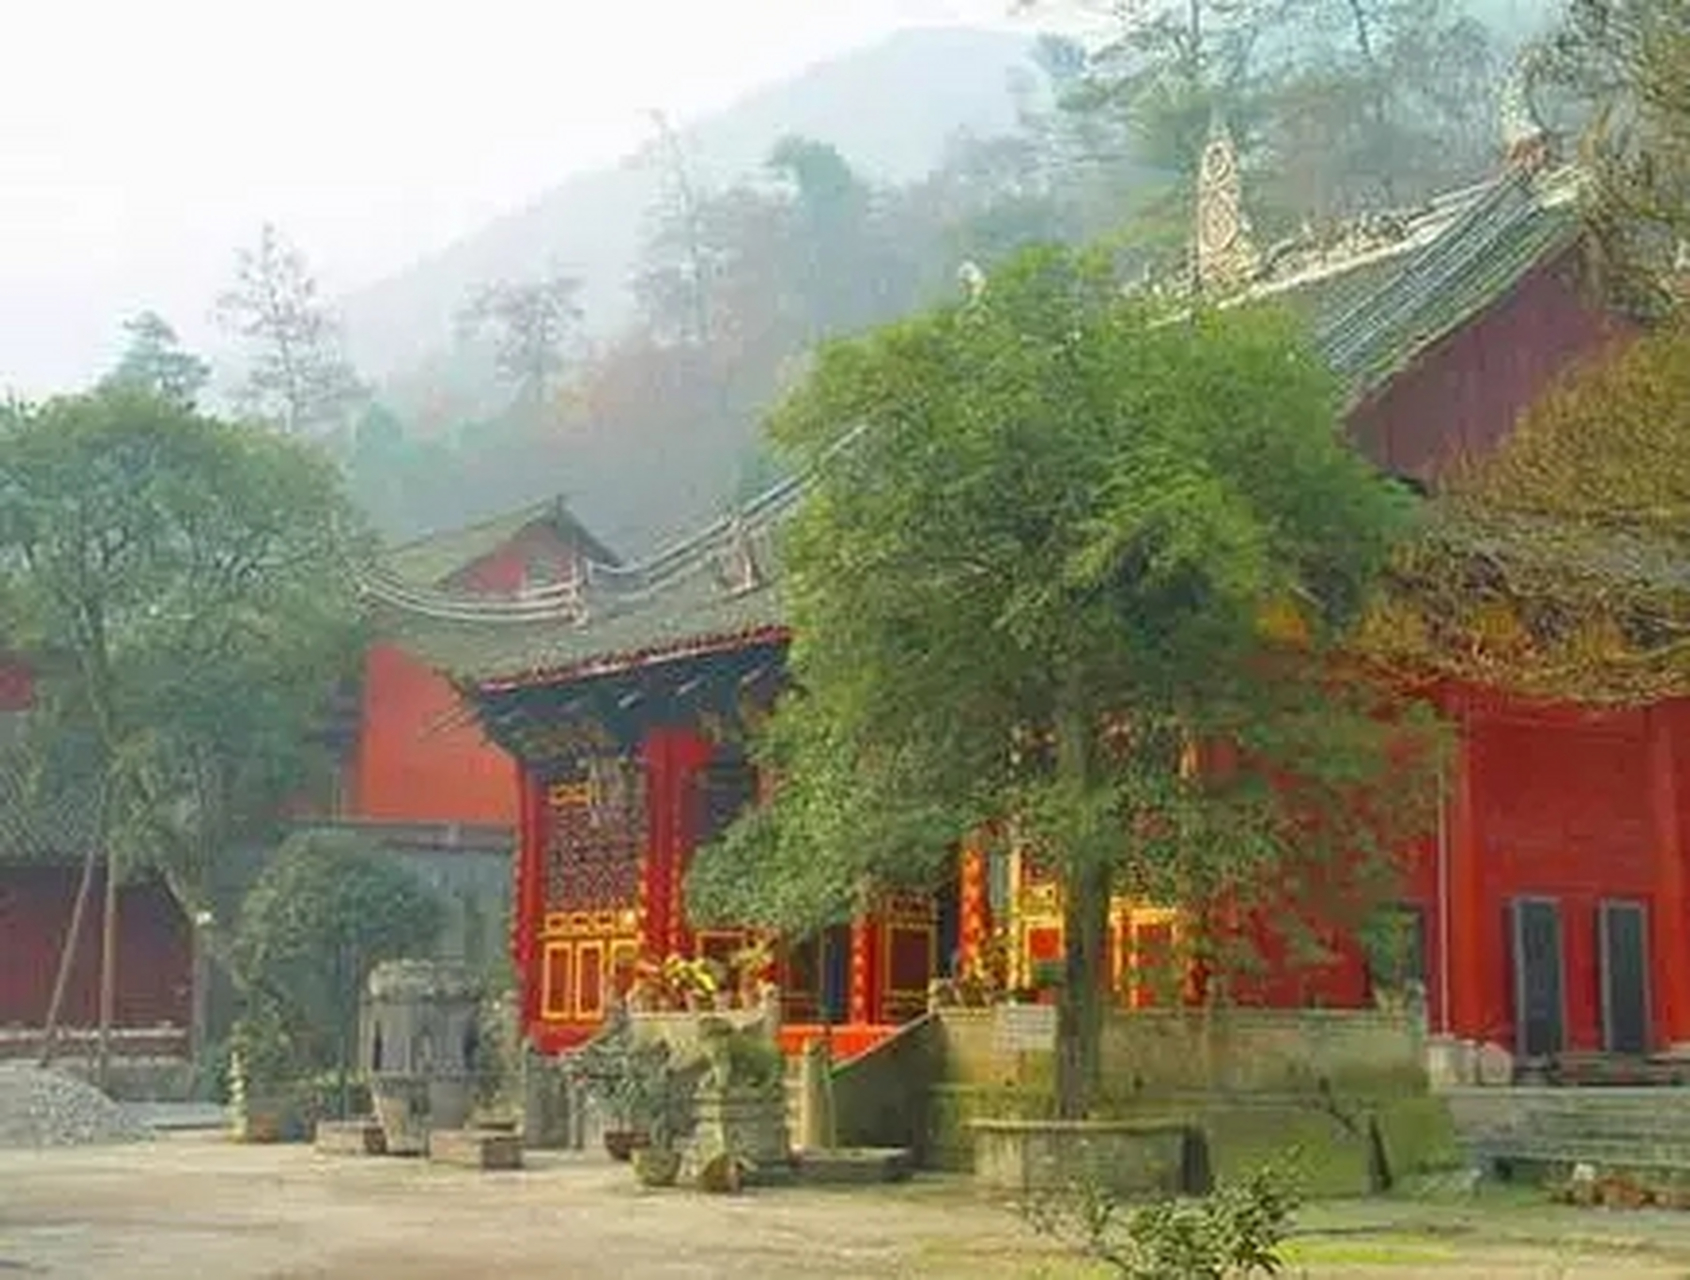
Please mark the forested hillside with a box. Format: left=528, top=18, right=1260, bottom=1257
left=298, top=8, right=1542, bottom=556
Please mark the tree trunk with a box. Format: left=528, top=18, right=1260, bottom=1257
left=38, top=841, right=100, bottom=1067
left=96, top=848, right=119, bottom=1092
left=1055, top=856, right=1112, bottom=1119
left=1053, top=690, right=1108, bottom=1120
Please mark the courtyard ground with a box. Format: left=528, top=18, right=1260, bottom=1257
left=2, top=1134, right=1690, bottom=1278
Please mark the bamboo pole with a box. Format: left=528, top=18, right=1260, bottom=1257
left=37, top=841, right=99, bottom=1067
left=95, top=843, right=118, bottom=1093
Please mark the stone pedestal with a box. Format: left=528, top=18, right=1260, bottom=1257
left=520, top=1047, right=581, bottom=1151
left=364, top=960, right=484, bottom=1156
left=796, top=1039, right=835, bottom=1151
left=687, top=1085, right=790, bottom=1184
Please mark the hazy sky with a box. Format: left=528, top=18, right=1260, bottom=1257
left=1, top=0, right=1031, bottom=398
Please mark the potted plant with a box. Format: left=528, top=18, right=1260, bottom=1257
left=627, top=1047, right=691, bottom=1188
left=568, top=1014, right=691, bottom=1163
left=228, top=1002, right=315, bottom=1143
left=730, top=937, right=777, bottom=1009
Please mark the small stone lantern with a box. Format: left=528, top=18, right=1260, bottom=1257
left=364, top=959, right=484, bottom=1155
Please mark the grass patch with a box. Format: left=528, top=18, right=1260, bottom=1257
left=1283, top=1232, right=1461, bottom=1267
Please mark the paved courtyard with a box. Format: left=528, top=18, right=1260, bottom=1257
left=4, top=1135, right=1690, bottom=1278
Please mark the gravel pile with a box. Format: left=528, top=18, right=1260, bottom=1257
left=0, top=1063, right=151, bottom=1148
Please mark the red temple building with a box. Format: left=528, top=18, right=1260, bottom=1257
left=0, top=658, right=192, bottom=1046
left=379, top=139, right=1687, bottom=1070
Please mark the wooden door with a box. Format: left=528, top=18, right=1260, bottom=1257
left=1599, top=900, right=1650, bottom=1055
left=1511, top=897, right=1566, bottom=1060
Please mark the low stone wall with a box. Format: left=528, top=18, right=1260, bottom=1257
left=939, top=1007, right=1425, bottom=1096
left=923, top=1006, right=1453, bottom=1194
left=926, top=1083, right=1459, bottom=1194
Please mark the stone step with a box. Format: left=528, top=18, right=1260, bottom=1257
left=427, top=1128, right=524, bottom=1170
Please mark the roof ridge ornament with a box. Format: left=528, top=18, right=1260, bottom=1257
left=1195, top=109, right=1260, bottom=294
left=715, top=512, right=763, bottom=597
left=958, top=259, right=988, bottom=306
left=1500, top=45, right=1553, bottom=173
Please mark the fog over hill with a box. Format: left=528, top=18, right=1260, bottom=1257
left=341, top=27, right=1042, bottom=384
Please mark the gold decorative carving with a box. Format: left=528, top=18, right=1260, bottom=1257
left=1195, top=113, right=1259, bottom=292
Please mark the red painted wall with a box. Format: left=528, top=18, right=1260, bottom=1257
left=1349, top=248, right=1634, bottom=483
left=351, top=643, right=520, bottom=825
left=1247, top=688, right=1683, bottom=1056
left=0, top=864, right=190, bottom=1029
left=352, top=524, right=589, bottom=827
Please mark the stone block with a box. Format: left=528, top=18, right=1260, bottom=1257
left=315, top=1118, right=387, bottom=1156
left=691, top=1086, right=790, bottom=1167
left=428, top=1127, right=524, bottom=1170
left=970, top=1118, right=1208, bottom=1199
left=1474, top=1042, right=1514, bottom=1086
left=791, top=1146, right=914, bottom=1185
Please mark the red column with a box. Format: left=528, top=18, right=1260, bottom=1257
left=1444, top=694, right=1487, bottom=1042
left=848, top=916, right=881, bottom=1024
left=514, top=767, right=548, bottom=1039
left=1648, top=705, right=1690, bottom=1049
left=959, top=842, right=992, bottom=973
left=641, top=731, right=675, bottom=961
left=642, top=727, right=716, bottom=959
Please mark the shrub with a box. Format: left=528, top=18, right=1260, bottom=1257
left=229, top=830, right=445, bottom=1114
left=1024, top=1157, right=1301, bottom=1280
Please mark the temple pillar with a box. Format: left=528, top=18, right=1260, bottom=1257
left=1444, top=696, right=1487, bottom=1042
left=848, top=915, right=881, bottom=1024
left=640, top=732, right=676, bottom=961
left=958, top=842, right=993, bottom=973
left=1648, top=705, right=1690, bottom=1049
left=643, top=727, right=717, bottom=960
left=514, top=767, right=548, bottom=1037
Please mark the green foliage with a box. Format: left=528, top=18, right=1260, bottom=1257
left=1540, top=0, right=1690, bottom=308
left=456, top=274, right=584, bottom=413
left=687, top=246, right=1435, bottom=1113
left=229, top=830, right=445, bottom=1102
left=1025, top=1159, right=1302, bottom=1280
left=0, top=387, right=368, bottom=910
left=566, top=1012, right=691, bottom=1145
left=99, top=312, right=211, bottom=409
left=216, top=222, right=367, bottom=437
left=692, top=245, right=1426, bottom=923
left=1038, top=0, right=1502, bottom=242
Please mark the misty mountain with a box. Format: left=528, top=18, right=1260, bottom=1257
left=340, top=27, right=1042, bottom=385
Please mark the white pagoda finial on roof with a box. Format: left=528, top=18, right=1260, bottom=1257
left=1195, top=110, right=1259, bottom=293
left=958, top=259, right=987, bottom=305
left=1501, top=46, right=1553, bottom=172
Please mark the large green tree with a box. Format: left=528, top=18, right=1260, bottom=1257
left=216, top=223, right=367, bottom=438
left=689, top=248, right=1433, bottom=1116
left=0, top=387, right=367, bottom=921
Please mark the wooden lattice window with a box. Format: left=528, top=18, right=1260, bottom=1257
left=545, top=756, right=648, bottom=912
